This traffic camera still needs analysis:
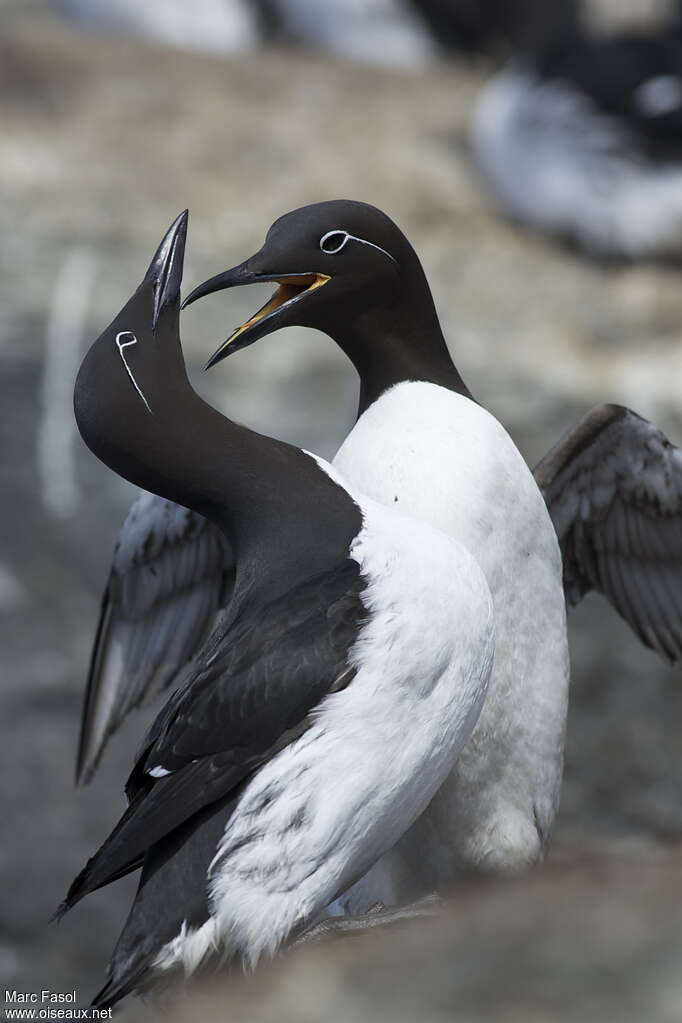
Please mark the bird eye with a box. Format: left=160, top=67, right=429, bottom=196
left=320, top=230, right=350, bottom=254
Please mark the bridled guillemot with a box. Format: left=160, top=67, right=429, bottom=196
left=182, top=199, right=682, bottom=917
left=61, top=211, right=494, bottom=1005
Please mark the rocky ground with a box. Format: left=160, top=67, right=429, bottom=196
left=127, top=843, right=682, bottom=1023
left=1, top=6, right=681, bottom=1018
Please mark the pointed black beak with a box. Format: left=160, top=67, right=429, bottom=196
left=144, top=209, right=188, bottom=330
left=181, top=260, right=258, bottom=310
left=182, top=260, right=330, bottom=370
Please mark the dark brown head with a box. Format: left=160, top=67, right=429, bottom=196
left=183, top=200, right=468, bottom=410
left=183, top=200, right=409, bottom=362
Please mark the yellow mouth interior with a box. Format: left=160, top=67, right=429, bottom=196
left=226, top=272, right=330, bottom=347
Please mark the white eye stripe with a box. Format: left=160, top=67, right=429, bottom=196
left=319, top=229, right=397, bottom=264
left=115, top=330, right=153, bottom=414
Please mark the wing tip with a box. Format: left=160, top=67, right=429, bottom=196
left=90, top=976, right=121, bottom=1013
left=91, top=970, right=150, bottom=1013
left=49, top=900, right=69, bottom=925
left=74, top=750, right=98, bottom=788
left=54, top=865, right=92, bottom=921
left=76, top=592, right=115, bottom=786
left=91, top=933, right=162, bottom=1009
left=90, top=972, right=138, bottom=1013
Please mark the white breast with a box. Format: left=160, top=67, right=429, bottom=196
left=155, top=498, right=494, bottom=972
left=331, top=381, right=569, bottom=907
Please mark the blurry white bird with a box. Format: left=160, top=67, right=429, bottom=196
left=472, top=7, right=682, bottom=259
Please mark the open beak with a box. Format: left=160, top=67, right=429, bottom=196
left=181, top=262, right=330, bottom=368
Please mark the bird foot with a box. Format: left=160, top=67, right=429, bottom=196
left=291, top=893, right=442, bottom=948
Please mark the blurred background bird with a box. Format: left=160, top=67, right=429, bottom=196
left=472, top=0, right=682, bottom=258
left=1, top=0, right=682, bottom=1019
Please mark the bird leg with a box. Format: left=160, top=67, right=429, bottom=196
left=290, top=893, right=443, bottom=948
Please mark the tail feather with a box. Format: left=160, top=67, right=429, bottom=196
left=91, top=790, right=240, bottom=1010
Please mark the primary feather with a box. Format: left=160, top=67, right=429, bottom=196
left=535, top=403, right=682, bottom=663
left=76, top=491, right=234, bottom=784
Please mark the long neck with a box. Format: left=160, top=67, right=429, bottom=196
left=325, top=260, right=471, bottom=417
left=339, top=306, right=471, bottom=416
left=100, top=387, right=279, bottom=528
left=76, top=343, right=360, bottom=599
left=125, top=393, right=351, bottom=553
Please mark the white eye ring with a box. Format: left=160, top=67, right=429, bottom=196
left=319, top=228, right=397, bottom=264
left=319, top=230, right=350, bottom=254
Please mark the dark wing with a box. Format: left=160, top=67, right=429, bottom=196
left=59, top=559, right=365, bottom=913
left=77, top=490, right=235, bottom=786
left=535, top=403, right=682, bottom=663
left=91, top=789, right=241, bottom=1010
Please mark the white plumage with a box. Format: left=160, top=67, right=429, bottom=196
left=149, top=460, right=494, bottom=972
left=329, top=382, right=569, bottom=910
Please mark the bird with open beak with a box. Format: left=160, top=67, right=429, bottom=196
left=183, top=198, right=682, bottom=921
left=64, top=209, right=495, bottom=1006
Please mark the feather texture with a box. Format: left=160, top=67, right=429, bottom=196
left=61, top=496, right=493, bottom=1006
left=535, top=403, right=682, bottom=663
left=63, top=559, right=366, bottom=910
left=76, top=491, right=234, bottom=785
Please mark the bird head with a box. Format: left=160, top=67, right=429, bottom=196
left=74, top=210, right=188, bottom=464
left=182, top=200, right=408, bottom=368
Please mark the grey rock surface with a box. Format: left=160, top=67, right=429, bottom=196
left=126, top=843, right=682, bottom=1023
left=0, top=7, right=680, bottom=1013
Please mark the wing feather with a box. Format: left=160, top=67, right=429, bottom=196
left=76, top=491, right=234, bottom=785
left=535, top=403, right=682, bottom=663
left=60, top=559, right=365, bottom=912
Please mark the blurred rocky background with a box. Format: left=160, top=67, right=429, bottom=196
left=126, top=843, right=682, bottom=1023
left=1, top=0, right=681, bottom=1018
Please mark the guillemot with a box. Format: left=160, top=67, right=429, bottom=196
left=182, top=199, right=569, bottom=910
left=182, top=199, right=682, bottom=917
left=62, top=211, right=494, bottom=1005
left=471, top=12, right=682, bottom=259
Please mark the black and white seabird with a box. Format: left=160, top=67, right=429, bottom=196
left=62, top=211, right=494, bottom=1005
left=183, top=199, right=682, bottom=915
left=471, top=9, right=682, bottom=259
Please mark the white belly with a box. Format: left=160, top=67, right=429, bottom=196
left=331, top=381, right=569, bottom=907
left=153, top=499, right=494, bottom=972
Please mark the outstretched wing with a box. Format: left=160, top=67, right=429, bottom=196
left=535, top=403, right=682, bottom=663
left=60, top=559, right=365, bottom=912
left=76, top=491, right=235, bottom=785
